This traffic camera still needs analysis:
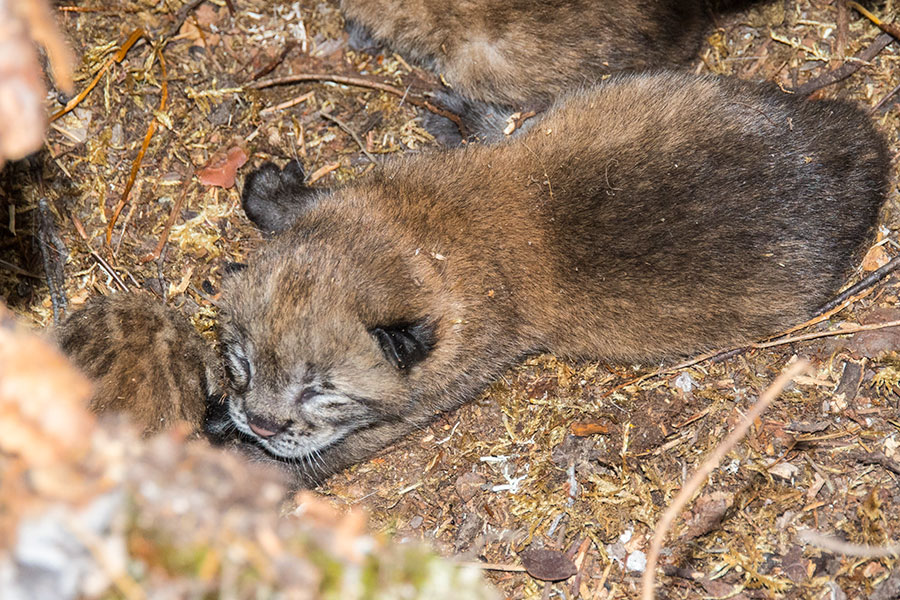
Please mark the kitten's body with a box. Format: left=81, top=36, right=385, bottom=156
left=57, top=291, right=220, bottom=435
left=342, top=0, right=705, bottom=107
left=341, top=0, right=710, bottom=142
left=217, top=73, right=889, bottom=486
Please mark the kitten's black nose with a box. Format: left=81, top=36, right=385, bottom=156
left=245, top=411, right=287, bottom=438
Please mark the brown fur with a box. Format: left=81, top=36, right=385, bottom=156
left=341, top=0, right=707, bottom=107
left=56, top=291, right=220, bottom=435
left=216, top=73, right=889, bottom=486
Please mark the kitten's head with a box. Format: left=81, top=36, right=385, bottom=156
left=215, top=215, right=446, bottom=462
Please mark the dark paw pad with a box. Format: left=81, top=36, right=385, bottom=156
left=242, top=161, right=315, bottom=234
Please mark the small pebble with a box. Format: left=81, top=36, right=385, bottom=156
left=626, top=550, right=647, bottom=573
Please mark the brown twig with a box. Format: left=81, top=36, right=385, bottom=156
left=750, top=319, right=900, bottom=349
left=872, top=80, right=900, bottom=113
left=259, top=90, right=314, bottom=116
left=320, top=111, right=377, bottom=163
left=106, top=46, right=169, bottom=246
left=792, top=33, right=893, bottom=96
left=846, top=450, right=900, bottom=476
left=51, top=28, right=146, bottom=122
left=641, top=361, right=809, bottom=600
left=846, top=2, right=900, bottom=39
left=836, top=0, right=849, bottom=57
left=165, top=0, right=207, bottom=38
left=139, top=175, right=192, bottom=264
left=0, top=258, right=41, bottom=280
left=250, top=40, right=297, bottom=82
left=798, top=530, right=900, bottom=558
left=819, top=254, right=900, bottom=313
left=460, top=561, right=528, bottom=573
left=250, top=72, right=407, bottom=96
left=423, top=100, right=468, bottom=138
left=70, top=213, right=129, bottom=291
left=250, top=73, right=468, bottom=138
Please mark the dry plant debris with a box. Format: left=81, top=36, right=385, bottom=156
left=2, top=1, right=900, bottom=599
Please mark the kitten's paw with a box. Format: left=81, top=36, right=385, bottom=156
left=242, top=161, right=315, bottom=234
left=345, top=18, right=383, bottom=53
left=423, top=88, right=534, bottom=146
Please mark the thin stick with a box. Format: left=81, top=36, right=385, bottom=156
left=249, top=72, right=408, bottom=96
left=750, top=319, right=900, bottom=349
left=819, top=254, right=900, bottom=313
left=259, top=90, right=314, bottom=115
left=793, top=33, right=893, bottom=96
left=846, top=2, right=900, bottom=39
left=106, top=46, right=168, bottom=246
left=70, top=214, right=129, bottom=291
left=165, top=0, right=207, bottom=38
left=871, top=80, right=900, bottom=113
left=460, top=561, right=528, bottom=573
left=0, top=258, right=41, bottom=279
left=140, top=175, right=192, bottom=264
left=320, top=111, right=377, bottom=163
left=640, top=360, right=809, bottom=600
left=250, top=73, right=468, bottom=137
left=250, top=40, right=297, bottom=81
left=51, top=28, right=146, bottom=122
left=846, top=450, right=900, bottom=475
left=798, top=530, right=900, bottom=558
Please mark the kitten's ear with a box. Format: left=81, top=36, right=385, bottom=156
left=224, top=261, right=247, bottom=274
left=242, top=161, right=317, bottom=234
left=370, top=321, right=437, bottom=370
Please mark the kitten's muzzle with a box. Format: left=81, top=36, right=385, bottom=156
left=245, top=411, right=290, bottom=438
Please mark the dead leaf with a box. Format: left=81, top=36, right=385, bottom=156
left=862, top=245, right=890, bottom=272
left=518, top=547, right=577, bottom=581
left=681, top=492, right=734, bottom=539
left=768, top=462, right=800, bottom=480
left=198, top=145, right=248, bottom=188
left=455, top=471, right=486, bottom=502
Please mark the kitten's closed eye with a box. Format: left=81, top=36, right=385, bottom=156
left=369, top=321, right=436, bottom=370
left=224, top=346, right=252, bottom=392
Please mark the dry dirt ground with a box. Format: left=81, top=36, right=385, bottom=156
left=2, top=1, right=900, bottom=598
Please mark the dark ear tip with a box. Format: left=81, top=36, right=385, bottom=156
left=370, top=320, right=437, bottom=371
left=224, top=261, right=248, bottom=274
left=283, top=160, right=306, bottom=183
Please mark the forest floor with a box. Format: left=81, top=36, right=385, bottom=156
left=2, top=1, right=900, bottom=598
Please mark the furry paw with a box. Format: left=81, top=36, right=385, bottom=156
left=423, top=88, right=539, bottom=146
left=241, top=161, right=315, bottom=234
left=345, top=18, right=383, bottom=53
